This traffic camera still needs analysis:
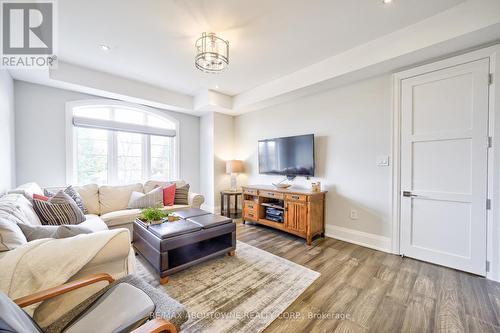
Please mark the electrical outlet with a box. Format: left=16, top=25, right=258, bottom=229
left=350, top=209, right=358, bottom=220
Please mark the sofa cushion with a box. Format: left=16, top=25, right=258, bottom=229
left=75, top=184, right=99, bottom=215
left=0, top=211, right=27, bottom=251
left=101, top=205, right=191, bottom=228
left=33, top=191, right=86, bottom=225
left=99, top=183, right=143, bottom=215
left=80, top=214, right=108, bottom=232
left=7, top=182, right=43, bottom=202
left=127, top=187, right=163, bottom=209
left=143, top=180, right=186, bottom=194
left=44, top=186, right=86, bottom=214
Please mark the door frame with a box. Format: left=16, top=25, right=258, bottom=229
left=391, top=44, right=500, bottom=281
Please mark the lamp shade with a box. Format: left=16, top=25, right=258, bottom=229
left=226, top=160, right=244, bottom=174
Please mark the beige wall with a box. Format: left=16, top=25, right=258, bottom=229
left=233, top=75, right=393, bottom=239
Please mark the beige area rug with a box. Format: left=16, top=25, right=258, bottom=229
left=136, top=241, right=320, bottom=333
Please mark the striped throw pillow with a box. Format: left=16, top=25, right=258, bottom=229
left=33, top=191, right=86, bottom=225
left=127, top=187, right=163, bottom=209
left=174, top=184, right=190, bottom=205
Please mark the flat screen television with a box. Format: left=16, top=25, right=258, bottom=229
left=258, top=134, right=315, bottom=177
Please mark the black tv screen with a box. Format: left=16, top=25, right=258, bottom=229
left=258, top=134, right=315, bottom=176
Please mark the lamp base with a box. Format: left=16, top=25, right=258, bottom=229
left=230, top=174, right=237, bottom=191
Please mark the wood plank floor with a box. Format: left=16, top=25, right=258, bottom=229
left=235, top=220, right=500, bottom=333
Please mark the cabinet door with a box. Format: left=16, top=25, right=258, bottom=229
left=285, top=201, right=308, bottom=234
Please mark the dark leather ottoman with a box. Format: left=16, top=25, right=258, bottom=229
left=133, top=211, right=236, bottom=284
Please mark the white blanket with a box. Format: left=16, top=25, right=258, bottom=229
left=0, top=230, right=124, bottom=315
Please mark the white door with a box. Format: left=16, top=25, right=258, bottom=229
left=400, top=58, right=490, bottom=275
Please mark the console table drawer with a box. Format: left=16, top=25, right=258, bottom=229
left=285, top=194, right=308, bottom=202
left=260, top=191, right=284, bottom=200
left=244, top=200, right=257, bottom=210
left=243, top=209, right=258, bottom=220
left=243, top=188, right=258, bottom=196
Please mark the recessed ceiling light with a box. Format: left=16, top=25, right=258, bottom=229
left=383, top=0, right=393, bottom=3
left=215, top=85, right=219, bottom=89
left=99, top=44, right=111, bottom=52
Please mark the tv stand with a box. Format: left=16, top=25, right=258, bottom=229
left=242, top=185, right=327, bottom=245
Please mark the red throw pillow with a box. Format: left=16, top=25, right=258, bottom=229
left=163, top=183, right=176, bottom=206
left=33, top=193, right=49, bottom=201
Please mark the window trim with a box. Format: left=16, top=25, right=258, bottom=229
left=65, top=99, right=180, bottom=185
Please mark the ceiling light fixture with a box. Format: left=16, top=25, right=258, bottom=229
left=382, top=0, right=393, bottom=3
left=99, top=44, right=111, bottom=52
left=195, top=32, right=229, bottom=73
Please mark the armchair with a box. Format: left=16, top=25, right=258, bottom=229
left=1, top=273, right=187, bottom=333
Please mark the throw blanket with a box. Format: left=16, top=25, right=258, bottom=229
left=0, top=230, right=124, bottom=315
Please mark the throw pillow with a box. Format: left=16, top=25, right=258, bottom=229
left=162, top=183, right=176, bottom=206
left=33, top=191, right=86, bottom=225
left=18, top=223, right=57, bottom=241
left=127, top=187, right=163, bottom=209
left=33, top=194, right=49, bottom=201
left=18, top=223, right=92, bottom=241
left=44, top=185, right=87, bottom=214
left=174, top=184, right=190, bottom=205
left=0, top=212, right=27, bottom=251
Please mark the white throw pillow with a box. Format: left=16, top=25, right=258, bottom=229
left=127, top=187, right=163, bottom=209
left=7, top=182, right=43, bottom=202
left=0, top=211, right=28, bottom=251
left=0, top=194, right=41, bottom=225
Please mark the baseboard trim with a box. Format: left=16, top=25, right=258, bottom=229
left=325, top=225, right=392, bottom=253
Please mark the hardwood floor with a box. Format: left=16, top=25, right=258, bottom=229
left=235, top=220, right=500, bottom=333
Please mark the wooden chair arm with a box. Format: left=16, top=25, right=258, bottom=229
left=131, top=318, right=178, bottom=333
left=14, top=273, right=115, bottom=308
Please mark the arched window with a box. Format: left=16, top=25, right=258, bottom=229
left=66, top=100, right=179, bottom=185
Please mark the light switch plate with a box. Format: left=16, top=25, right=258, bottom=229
left=376, top=155, right=390, bottom=167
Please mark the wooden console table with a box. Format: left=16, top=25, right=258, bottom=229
left=242, top=185, right=327, bottom=245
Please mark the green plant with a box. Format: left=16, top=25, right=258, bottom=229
left=141, top=206, right=166, bottom=222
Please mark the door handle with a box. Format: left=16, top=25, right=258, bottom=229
left=402, top=191, right=418, bottom=197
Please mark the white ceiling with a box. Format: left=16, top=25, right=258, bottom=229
left=58, top=0, right=466, bottom=96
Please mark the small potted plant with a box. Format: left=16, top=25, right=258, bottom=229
left=140, top=207, right=166, bottom=225
left=164, top=209, right=180, bottom=222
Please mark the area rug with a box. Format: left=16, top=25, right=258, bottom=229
left=136, top=241, right=320, bottom=333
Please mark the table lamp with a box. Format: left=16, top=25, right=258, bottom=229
left=226, top=160, right=244, bottom=191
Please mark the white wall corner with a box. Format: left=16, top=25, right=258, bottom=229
left=194, top=89, right=233, bottom=113
left=325, top=225, right=392, bottom=253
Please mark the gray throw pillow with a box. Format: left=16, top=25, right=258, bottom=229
left=18, top=223, right=92, bottom=241
left=45, top=185, right=87, bottom=214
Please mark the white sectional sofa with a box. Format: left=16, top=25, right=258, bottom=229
left=0, top=186, right=134, bottom=327
left=60, top=179, right=205, bottom=234
left=0, top=179, right=204, bottom=327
